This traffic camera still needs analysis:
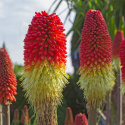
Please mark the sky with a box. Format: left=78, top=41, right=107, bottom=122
left=0, top=0, right=75, bottom=74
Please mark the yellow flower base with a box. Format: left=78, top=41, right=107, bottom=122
left=21, top=62, right=68, bottom=113
left=112, top=58, right=120, bottom=71
left=78, top=64, right=115, bottom=107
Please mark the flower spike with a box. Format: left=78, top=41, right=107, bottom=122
left=0, top=48, right=17, bottom=105
left=21, top=11, right=68, bottom=124
left=74, top=113, right=88, bottom=125
left=78, top=9, right=115, bottom=107
left=112, top=30, right=124, bottom=70
left=120, top=39, right=125, bottom=93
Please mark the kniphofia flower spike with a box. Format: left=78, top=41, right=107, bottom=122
left=21, top=11, right=68, bottom=124
left=0, top=48, right=17, bottom=105
left=78, top=10, right=115, bottom=107
left=112, top=30, right=124, bottom=70
left=120, top=39, right=125, bottom=93
left=74, top=113, right=88, bottom=125
left=64, top=107, right=74, bottom=125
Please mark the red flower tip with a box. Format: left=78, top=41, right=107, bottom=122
left=64, top=107, right=73, bottom=125
left=0, top=48, right=17, bottom=104
left=24, top=11, right=67, bottom=71
left=21, top=105, right=29, bottom=124
left=74, top=113, right=88, bottom=125
left=120, top=39, right=125, bottom=83
left=35, top=11, right=49, bottom=17
left=80, top=9, right=111, bottom=71
left=112, top=30, right=124, bottom=59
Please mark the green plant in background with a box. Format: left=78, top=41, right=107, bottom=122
left=63, top=74, right=87, bottom=119
left=57, top=98, right=67, bottom=125
left=21, top=11, right=68, bottom=124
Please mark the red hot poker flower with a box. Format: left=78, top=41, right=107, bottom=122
left=74, top=113, right=88, bottom=125
left=0, top=48, right=17, bottom=104
left=21, top=105, right=29, bottom=124
left=112, top=30, right=124, bottom=59
left=22, top=11, right=68, bottom=124
left=24, top=11, right=67, bottom=71
left=78, top=10, right=114, bottom=107
left=120, top=39, right=125, bottom=93
left=112, top=30, right=124, bottom=70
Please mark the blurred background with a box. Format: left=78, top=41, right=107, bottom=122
left=0, top=0, right=125, bottom=124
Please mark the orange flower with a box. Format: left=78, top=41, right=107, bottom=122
left=0, top=48, right=17, bottom=105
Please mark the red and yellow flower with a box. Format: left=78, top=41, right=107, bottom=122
left=0, top=48, right=17, bottom=105
left=112, top=30, right=124, bottom=70
left=120, top=39, right=125, bottom=93
left=21, top=11, right=68, bottom=124
left=78, top=10, right=115, bottom=107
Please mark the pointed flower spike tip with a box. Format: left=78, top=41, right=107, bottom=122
left=21, top=105, right=29, bottom=124
left=120, top=39, right=125, bottom=93
left=112, top=30, right=124, bottom=70
left=21, top=11, right=68, bottom=124
left=64, top=107, right=73, bottom=125
left=0, top=48, right=17, bottom=105
left=12, top=109, right=19, bottom=123
left=78, top=9, right=115, bottom=107
left=74, top=113, right=88, bottom=125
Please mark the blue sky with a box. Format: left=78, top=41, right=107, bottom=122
left=0, top=0, right=75, bottom=74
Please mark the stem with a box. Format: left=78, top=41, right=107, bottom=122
left=88, top=106, right=97, bottom=125
left=116, top=69, right=122, bottom=125
left=2, top=103, right=10, bottom=125
left=36, top=102, right=57, bottom=125
left=106, top=93, right=111, bottom=125
left=0, top=104, right=3, bottom=125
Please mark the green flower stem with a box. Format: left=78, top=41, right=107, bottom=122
left=2, top=102, right=10, bottom=125
left=88, top=106, right=97, bottom=125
